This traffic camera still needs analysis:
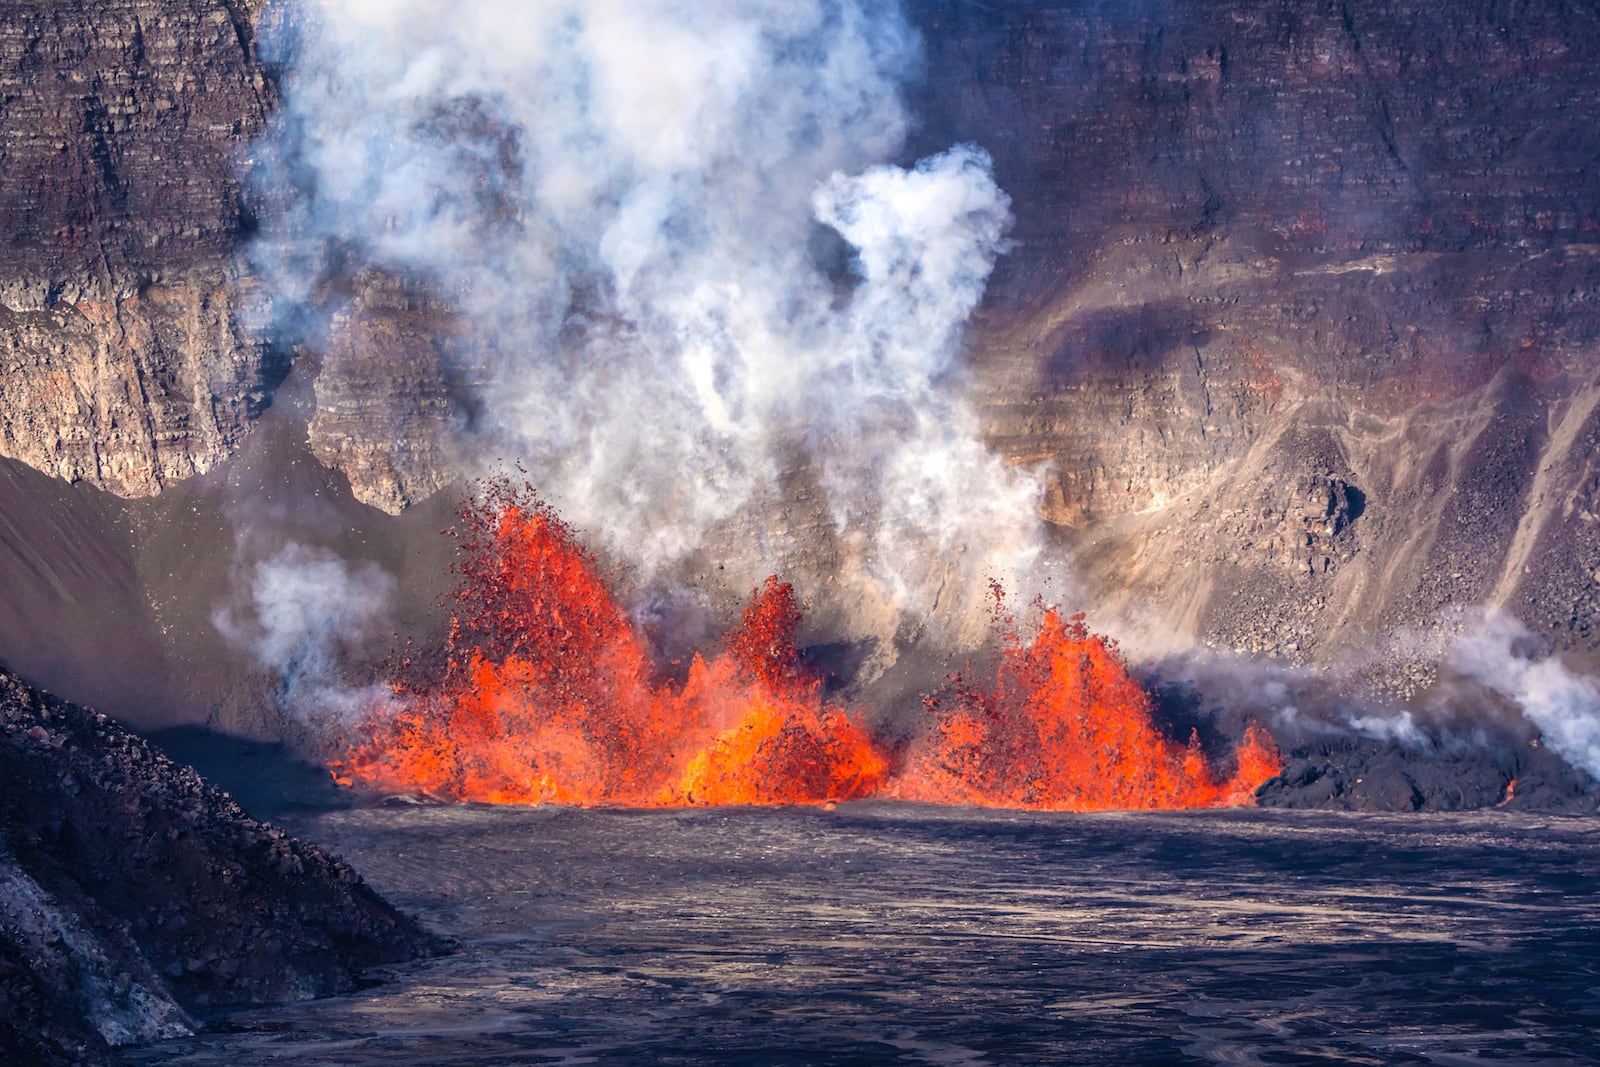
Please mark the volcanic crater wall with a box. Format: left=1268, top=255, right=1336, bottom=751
left=0, top=0, right=1598, bottom=724
left=0, top=0, right=285, bottom=496
left=911, top=0, right=1600, bottom=676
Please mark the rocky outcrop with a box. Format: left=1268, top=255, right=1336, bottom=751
left=307, top=272, right=469, bottom=514
left=0, top=282, right=285, bottom=494
left=1256, top=731, right=1598, bottom=813
left=0, top=0, right=284, bottom=497
left=0, top=668, right=444, bottom=1066
left=0, top=0, right=468, bottom=512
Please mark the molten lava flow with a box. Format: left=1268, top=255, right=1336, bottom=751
left=333, top=482, right=1279, bottom=811
left=896, top=607, right=1283, bottom=810
left=331, top=484, right=886, bottom=806
left=658, top=577, right=888, bottom=805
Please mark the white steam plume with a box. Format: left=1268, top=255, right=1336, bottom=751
left=213, top=543, right=399, bottom=724
left=253, top=0, right=1045, bottom=637
left=1451, top=610, right=1600, bottom=779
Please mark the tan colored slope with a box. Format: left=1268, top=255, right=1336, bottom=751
left=970, top=234, right=1600, bottom=682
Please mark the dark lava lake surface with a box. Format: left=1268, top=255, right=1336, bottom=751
left=127, top=805, right=1600, bottom=1066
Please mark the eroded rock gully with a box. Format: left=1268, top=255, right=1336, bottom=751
left=918, top=0, right=1600, bottom=674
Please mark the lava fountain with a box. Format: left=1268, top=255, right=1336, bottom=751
left=330, top=480, right=888, bottom=806
left=331, top=481, right=1281, bottom=810
left=895, top=597, right=1283, bottom=810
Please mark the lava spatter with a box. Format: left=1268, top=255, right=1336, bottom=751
left=895, top=605, right=1283, bottom=810
left=331, top=482, right=887, bottom=806
left=332, top=482, right=1279, bottom=811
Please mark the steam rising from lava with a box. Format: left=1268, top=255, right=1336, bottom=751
left=1451, top=611, right=1600, bottom=780
left=253, top=0, right=1045, bottom=637
left=213, top=542, right=398, bottom=723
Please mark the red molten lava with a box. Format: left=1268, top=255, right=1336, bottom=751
left=332, top=482, right=1281, bottom=811
left=895, top=605, right=1283, bottom=810
left=330, top=482, right=886, bottom=806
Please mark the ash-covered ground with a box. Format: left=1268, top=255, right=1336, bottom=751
left=127, top=803, right=1600, bottom=1066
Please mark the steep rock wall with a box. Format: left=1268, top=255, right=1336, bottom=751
left=0, top=0, right=283, bottom=496
left=0, top=0, right=1597, bottom=689
left=908, top=0, right=1600, bottom=672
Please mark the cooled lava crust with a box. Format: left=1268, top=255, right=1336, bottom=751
left=0, top=669, right=446, bottom=1067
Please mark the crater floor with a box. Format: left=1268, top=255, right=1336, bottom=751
left=128, top=804, right=1600, bottom=1065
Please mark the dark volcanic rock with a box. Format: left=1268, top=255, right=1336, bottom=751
left=1257, top=731, right=1600, bottom=812
left=0, top=668, right=444, bottom=1065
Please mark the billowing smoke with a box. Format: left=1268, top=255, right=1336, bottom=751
left=1144, top=645, right=1434, bottom=749
left=250, top=0, right=1044, bottom=641
left=213, top=543, right=399, bottom=724
left=1450, top=610, right=1600, bottom=780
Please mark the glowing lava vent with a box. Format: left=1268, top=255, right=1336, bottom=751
left=332, top=481, right=1280, bottom=810
left=331, top=481, right=886, bottom=806
left=897, top=599, right=1283, bottom=810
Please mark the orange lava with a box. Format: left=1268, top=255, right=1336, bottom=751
left=895, top=606, right=1283, bottom=810
left=332, top=482, right=1281, bottom=811
left=669, top=577, right=888, bottom=805
left=330, top=484, right=886, bottom=806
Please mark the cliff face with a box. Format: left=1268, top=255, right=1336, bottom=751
left=305, top=271, right=468, bottom=515
left=0, top=0, right=465, bottom=513
left=910, top=0, right=1600, bottom=674
left=0, top=0, right=283, bottom=496
left=1, top=0, right=1598, bottom=698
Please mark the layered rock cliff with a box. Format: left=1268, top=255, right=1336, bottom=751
left=0, top=0, right=285, bottom=496
left=1, top=0, right=1598, bottom=709
left=911, top=0, right=1600, bottom=676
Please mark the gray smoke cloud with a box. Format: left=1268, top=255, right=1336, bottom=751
left=252, top=0, right=1045, bottom=642
left=1145, top=644, right=1435, bottom=750
left=1449, top=610, right=1600, bottom=779
left=213, top=542, right=399, bottom=724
